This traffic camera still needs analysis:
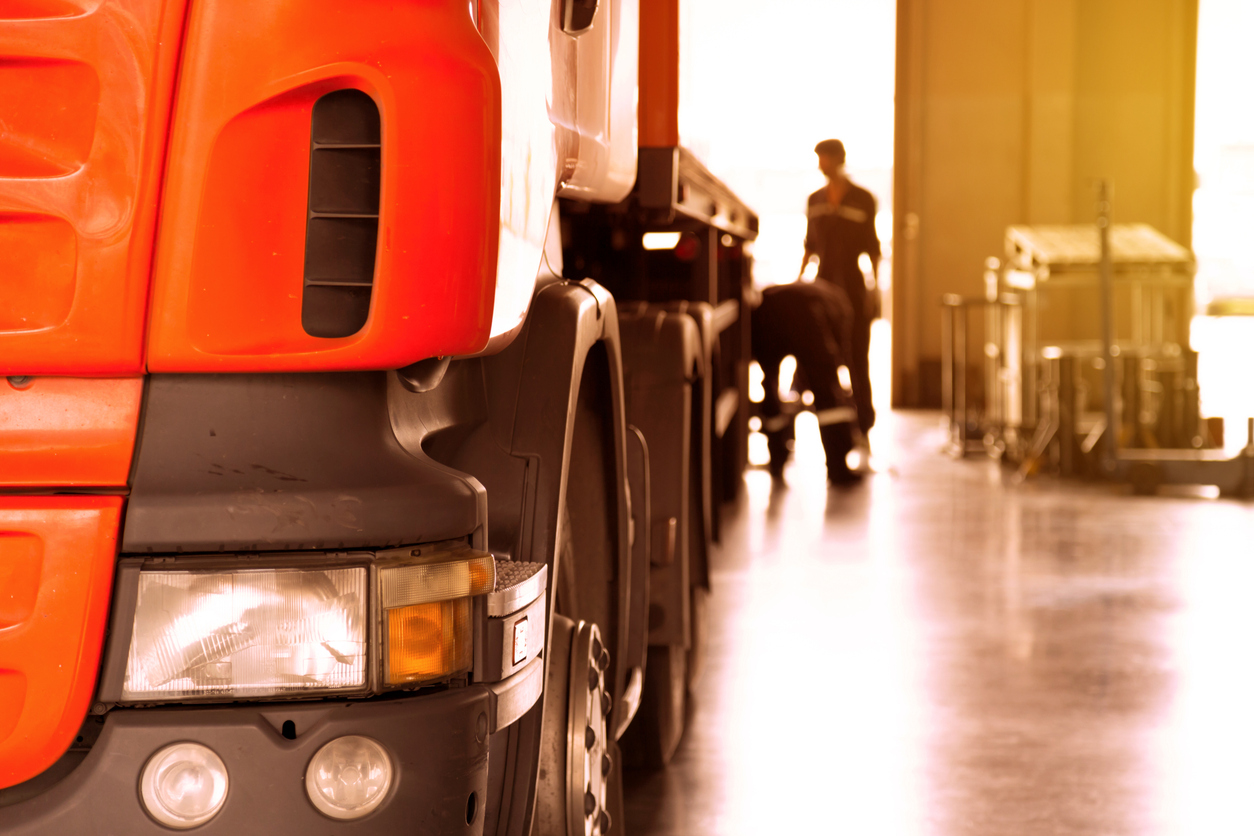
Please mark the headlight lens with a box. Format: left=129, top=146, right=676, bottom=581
left=123, top=567, right=367, bottom=700
left=139, top=742, right=229, bottom=828
left=305, top=735, right=392, bottom=819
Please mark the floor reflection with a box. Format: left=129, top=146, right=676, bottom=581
left=624, top=410, right=928, bottom=835
left=623, top=406, right=1254, bottom=835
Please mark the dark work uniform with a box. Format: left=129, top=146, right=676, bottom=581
left=752, top=281, right=859, bottom=481
left=805, top=182, right=880, bottom=433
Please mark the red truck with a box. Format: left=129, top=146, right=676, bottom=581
left=0, top=0, right=755, bottom=832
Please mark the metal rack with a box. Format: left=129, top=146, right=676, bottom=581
left=941, top=188, right=1254, bottom=494
left=940, top=281, right=1022, bottom=458
left=999, top=211, right=1203, bottom=473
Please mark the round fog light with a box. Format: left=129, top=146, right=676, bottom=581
left=139, top=742, right=228, bottom=829
left=305, top=735, right=393, bottom=819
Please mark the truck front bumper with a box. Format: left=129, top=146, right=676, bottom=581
left=0, top=688, right=489, bottom=835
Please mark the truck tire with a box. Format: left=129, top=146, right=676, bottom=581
left=626, top=644, right=687, bottom=769
left=534, top=615, right=615, bottom=836
left=686, top=585, right=709, bottom=691
left=534, top=366, right=627, bottom=835
left=621, top=434, right=707, bottom=769
left=626, top=585, right=707, bottom=770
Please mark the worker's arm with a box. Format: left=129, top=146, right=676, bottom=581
left=864, top=197, right=883, bottom=318
left=865, top=195, right=882, bottom=287
left=801, top=196, right=818, bottom=279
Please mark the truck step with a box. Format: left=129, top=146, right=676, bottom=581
left=488, top=560, right=548, bottom=617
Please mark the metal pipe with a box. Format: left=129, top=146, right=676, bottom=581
left=957, top=301, right=968, bottom=449
left=1098, top=181, right=1119, bottom=473
left=942, top=299, right=953, bottom=435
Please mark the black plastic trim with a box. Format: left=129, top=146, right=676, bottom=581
left=122, top=373, right=483, bottom=553
left=0, top=691, right=490, bottom=834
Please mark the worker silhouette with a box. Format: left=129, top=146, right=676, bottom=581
left=802, top=139, right=880, bottom=436
left=753, top=280, right=862, bottom=485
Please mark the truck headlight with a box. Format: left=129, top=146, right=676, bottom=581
left=122, top=567, right=367, bottom=700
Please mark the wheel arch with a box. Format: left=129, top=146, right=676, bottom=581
left=473, top=278, right=640, bottom=836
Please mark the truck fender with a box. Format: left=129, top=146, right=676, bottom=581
left=484, top=278, right=636, bottom=836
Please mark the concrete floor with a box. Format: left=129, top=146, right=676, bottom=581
left=623, top=409, right=1254, bottom=835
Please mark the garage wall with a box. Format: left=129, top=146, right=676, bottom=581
left=891, top=0, right=1198, bottom=407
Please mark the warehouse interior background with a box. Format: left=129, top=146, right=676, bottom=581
left=678, top=0, right=1254, bottom=436
left=623, top=1, right=1254, bottom=833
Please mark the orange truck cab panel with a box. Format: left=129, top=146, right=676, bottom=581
left=145, top=0, right=502, bottom=372
left=0, top=0, right=188, bottom=375
left=0, top=377, right=143, bottom=488
left=2, top=0, right=501, bottom=377
left=0, top=377, right=138, bottom=791
left=0, top=497, right=121, bottom=788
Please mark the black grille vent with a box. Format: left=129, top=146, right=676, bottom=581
left=302, top=89, right=381, bottom=338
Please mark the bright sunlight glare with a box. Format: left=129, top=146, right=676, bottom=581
left=678, top=0, right=896, bottom=290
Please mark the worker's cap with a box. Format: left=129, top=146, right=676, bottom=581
left=814, top=139, right=846, bottom=163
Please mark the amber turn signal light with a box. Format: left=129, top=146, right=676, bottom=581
left=380, top=552, right=495, bottom=686
left=386, top=599, right=472, bottom=684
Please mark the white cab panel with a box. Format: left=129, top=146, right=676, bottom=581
left=553, top=0, right=639, bottom=203
left=484, top=0, right=639, bottom=342
left=490, top=0, right=559, bottom=340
